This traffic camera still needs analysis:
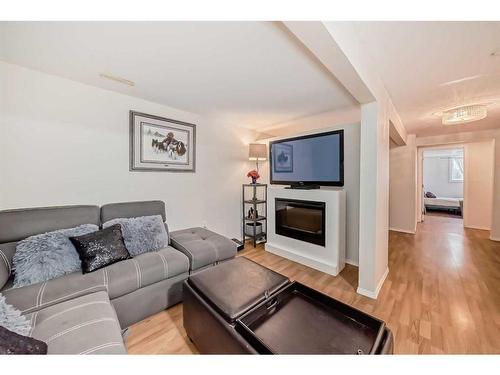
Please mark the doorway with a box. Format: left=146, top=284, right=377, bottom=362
left=417, top=140, right=495, bottom=232
left=422, top=147, right=464, bottom=221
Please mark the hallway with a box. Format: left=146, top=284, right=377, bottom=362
left=387, top=215, right=500, bottom=353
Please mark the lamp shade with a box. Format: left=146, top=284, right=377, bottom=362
left=248, top=143, right=267, bottom=161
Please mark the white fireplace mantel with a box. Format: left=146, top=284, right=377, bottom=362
left=265, top=186, right=346, bottom=276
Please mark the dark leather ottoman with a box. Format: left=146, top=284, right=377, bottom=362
left=183, top=257, right=289, bottom=353
left=183, top=257, right=394, bottom=354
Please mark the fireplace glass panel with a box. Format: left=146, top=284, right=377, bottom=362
left=275, top=198, right=326, bottom=246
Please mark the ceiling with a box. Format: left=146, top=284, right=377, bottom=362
left=352, top=21, right=500, bottom=136
left=0, top=21, right=356, bottom=130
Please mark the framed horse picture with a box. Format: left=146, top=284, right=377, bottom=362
left=129, top=111, right=196, bottom=172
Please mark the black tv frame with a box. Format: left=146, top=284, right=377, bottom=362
left=269, top=129, right=344, bottom=187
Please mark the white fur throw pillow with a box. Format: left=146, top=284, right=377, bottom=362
left=0, top=293, right=31, bottom=336
left=103, top=215, right=168, bottom=256
left=13, top=224, right=99, bottom=288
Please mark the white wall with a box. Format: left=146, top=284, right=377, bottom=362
left=415, top=130, right=500, bottom=239
left=0, top=62, right=255, bottom=238
left=260, top=117, right=361, bottom=265
left=358, top=101, right=392, bottom=299
left=323, top=21, right=406, bottom=299
left=389, top=134, right=417, bottom=233
left=464, top=141, right=494, bottom=230
left=423, top=155, right=463, bottom=198
left=256, top=107, right=360, bottom=140
left=491, top=138, right=500, bottom=241
left=390, top=128, right=500, bottom=235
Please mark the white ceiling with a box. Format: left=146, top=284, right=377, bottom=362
left=353, top=21, right=500, bottom=136
left=0, top=21, right=356, bottom=130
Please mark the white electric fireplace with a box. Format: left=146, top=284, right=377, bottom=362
left=266, top=186, right=346, bottom=276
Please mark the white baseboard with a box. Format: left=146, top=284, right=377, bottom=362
left=464, top=224, right=490, bottom=231
left=265, top=243, right=341, bottom=276
left=345, top=258, right=358, bottom=267
left=389, top=227, right=416, bottom=234
left=356, top=267, right=389, bottom=299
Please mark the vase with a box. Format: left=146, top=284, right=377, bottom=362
left=251, top=177, right=257, bottom=184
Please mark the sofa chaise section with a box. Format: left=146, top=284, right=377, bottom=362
left=26, top=291, right=126, bottom=354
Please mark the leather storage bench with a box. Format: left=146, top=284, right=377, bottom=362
left=170, top=227, right=237, bottom=273
left=183, top=257, right=394, bottom=354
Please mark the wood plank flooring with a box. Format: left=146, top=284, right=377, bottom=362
left=126, top=215, right=500, bottom=354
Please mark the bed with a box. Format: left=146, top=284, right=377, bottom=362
left=424, top=197, right=463, bottom=216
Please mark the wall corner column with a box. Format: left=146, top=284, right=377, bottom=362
left=490, top=138, right=500, bottom=241
left=357, top=101, right=390, bottom=299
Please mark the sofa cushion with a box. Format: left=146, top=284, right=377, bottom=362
left=170, top=227, right=237, bottom=271
left=2, top=246, right=189, bottom=317
left=105, top=246, right=189, bottom=299
left=100, top=200, right=166, bottom=223
left=2, top=270, right=107, bottom=315
left=0, top=205, right=100, bottom=244
left=13, top=224, right=99, bottom=288
left=26, top=291, right=126, bottom=354
left=103, top=215, right=168, bottom=256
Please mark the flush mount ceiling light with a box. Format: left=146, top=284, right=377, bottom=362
left=99, top=73, right=135, bottom=87
left=441, top=104, right=488, bottom=125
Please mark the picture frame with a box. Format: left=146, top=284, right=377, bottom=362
left=273, top=143, right=293, bottom=173
left=129, top=111, right=196, bottom=172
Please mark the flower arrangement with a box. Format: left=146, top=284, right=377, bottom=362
left=247, top=170, right=260, bottom=184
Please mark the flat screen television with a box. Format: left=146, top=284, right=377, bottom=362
left=269, top=130, right=344, bottom=188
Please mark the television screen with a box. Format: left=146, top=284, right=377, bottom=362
left=270, top=130, right=344, bottom=186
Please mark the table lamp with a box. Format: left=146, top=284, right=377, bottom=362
left=248, top=143, right=267, bottom=172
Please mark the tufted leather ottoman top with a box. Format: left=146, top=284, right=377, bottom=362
left=187, top=257, right=289, bottom=322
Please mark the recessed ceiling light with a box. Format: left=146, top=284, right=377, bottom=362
left=99, top=73, right=135, bottom=87
left=441, top=104, right=487, bottom=125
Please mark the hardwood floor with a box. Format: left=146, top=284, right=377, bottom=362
left=126, top=215, right=500, bottom=354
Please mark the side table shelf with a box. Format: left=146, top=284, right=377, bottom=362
left=242, top=183, right=267, bottom=247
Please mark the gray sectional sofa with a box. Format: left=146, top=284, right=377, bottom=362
left=0, top=200, right=237, bottom=354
